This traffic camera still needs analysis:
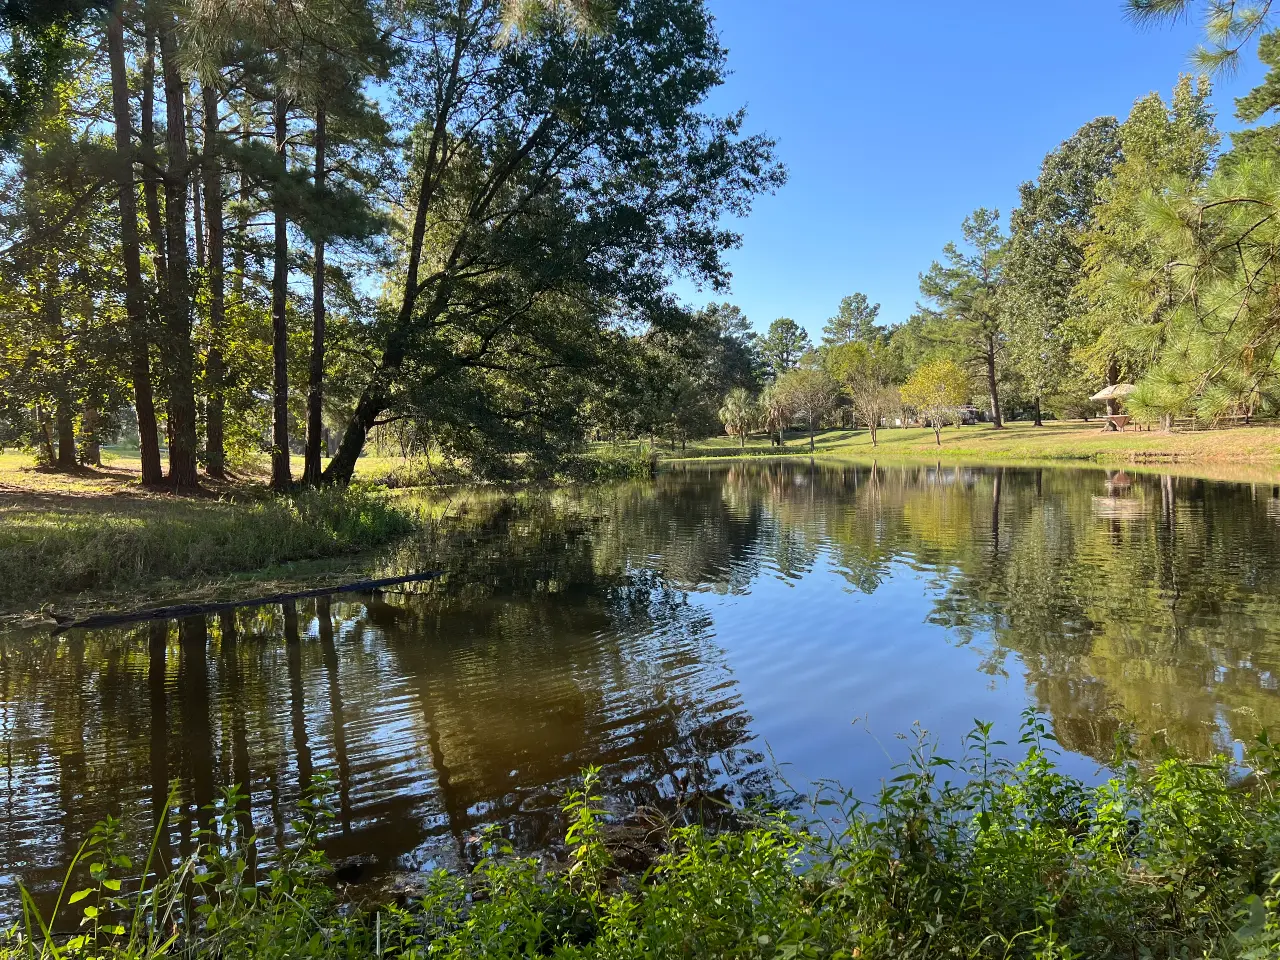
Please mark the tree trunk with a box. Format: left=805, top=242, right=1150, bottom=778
left=322, top=388, right=386, bottom=484
left=56, top=397, right=77, bottom=470
left=107, top=8, right=163, bottom=485
left=36, top=406, right=55, bottom=464
left=303, top=103, right=327, bottom=487
left=270, top=93, right=292, bottom=490
left=190, top=104, right=204, bottom=272
left=140, top=21, right=166, bottom=283
left=870, top=424, right=878, bottom=447
left=934, top=424, right=941, bottom=446
left=80, top=405, right=102, bottom=466
left=1033, top=395, right=1043, bottom=427
left=1105, top=357, right=1120, bottom=418
left=158, top=11, right=200, bottom=488
left=985, top=338, right=1003, bottom=428
left=201, top=81, right=227, bottom=480
left=808, top=415, right=815, bottom=452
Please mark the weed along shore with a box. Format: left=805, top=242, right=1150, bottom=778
left=12, top=719, right=1280, bottom=958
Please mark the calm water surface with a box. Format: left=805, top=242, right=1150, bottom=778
left=4, top=460, right=1280, bottom=907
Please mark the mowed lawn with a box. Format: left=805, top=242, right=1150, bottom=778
left=662, top=419, right=1280, bottom=466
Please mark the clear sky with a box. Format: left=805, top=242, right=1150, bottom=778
left=672, top=0, right=1267, bottom=341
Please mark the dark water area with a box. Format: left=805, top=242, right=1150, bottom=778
left=4, top=460, right=1280, bottom=911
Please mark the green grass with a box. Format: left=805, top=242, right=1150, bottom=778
left=11, top=714, right=1280, bottom=959
left=658, top=419, right=1280, bottom=469
left=0, top=484, right=416, bottom=609
left=0, top=445, right=651, bottom=614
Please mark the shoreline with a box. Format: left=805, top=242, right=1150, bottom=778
left=655, top=420, right=1280, bottom=483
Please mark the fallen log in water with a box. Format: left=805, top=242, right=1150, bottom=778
left=48, top=570, right=445, bottom=636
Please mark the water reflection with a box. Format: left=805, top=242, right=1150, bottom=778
left=4, top=461, right=1280, bottom=911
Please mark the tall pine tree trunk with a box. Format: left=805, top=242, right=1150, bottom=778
left=140, top=21, right=166, bottom=283
left=985, top=337, right=1003, bottom=428
left=202, top=81, right=227, bottom=480
left=107, top=6, right=163, bottom=485
left=303, top=103, right=327, bottom=487
left=270, top=93, right=292, bottom=490
left=158, top=8, right=200, bottom=488
left=56, top=397, right=77, bottom=470
left=188, top=103, right=204, bottom=270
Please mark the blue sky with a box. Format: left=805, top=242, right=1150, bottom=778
left=672, top=0, right=1266, bottom=340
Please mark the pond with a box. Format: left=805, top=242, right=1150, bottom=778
left=4, top=459, right=1280, bottom=910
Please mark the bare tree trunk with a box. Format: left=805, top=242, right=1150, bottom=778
left=80, top=405, right=102, bottom=466
left=189, top=102, right=204, bottom=272
left=140, top=21, right=166, bottom=283
left=158, top=10, right=200, bottom=488
left=985, top=338, right=1003, bottom=428
left=270, top=93, right=292, bottom=490
left=107, top=7, right=163, bottom=485
left=808, top=414, right=815, bottom=452
left=303, top=103, right=327, bottom=487
left=323, top=389, right=383, bottom=484
left=1104, top=358, right=1120, bottom=431
left=1033, top=395, right=1043, bottom=427
left=201, top=81, right=227, bottom=480
left=56, top=396, right=77, bottom=470
left=36, top=406, right=55, bottom=464
left=934, top=424, right=941, bottom=446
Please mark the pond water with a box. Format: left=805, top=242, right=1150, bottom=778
left=4, top=459, right=1280, bottom=909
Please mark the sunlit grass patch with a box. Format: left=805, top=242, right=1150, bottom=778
left=0, top=485, right=416, bottom=605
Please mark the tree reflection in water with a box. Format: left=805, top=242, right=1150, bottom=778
left=3, top=461, right=1280, bottom=914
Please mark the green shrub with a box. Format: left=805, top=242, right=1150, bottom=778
left=554, top=450, right=656, bottom=484
left=11, top=714, right=1280, bottom=958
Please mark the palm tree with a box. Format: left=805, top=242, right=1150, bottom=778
left=718, top=388, right=757, bottom=450
left=759, top=384, right=792, bottom=448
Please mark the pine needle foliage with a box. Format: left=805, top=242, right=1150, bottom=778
left=1131, top=158, right=1280, bottom=422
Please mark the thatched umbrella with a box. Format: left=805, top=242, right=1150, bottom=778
left=1091, top=383, right=1137, bottom=431
left=1090, top=383, right=1137, bottom=402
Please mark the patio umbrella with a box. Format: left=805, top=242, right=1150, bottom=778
left=1090, top=383, right=1137, bottom=402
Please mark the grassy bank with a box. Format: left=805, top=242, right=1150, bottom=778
left=0, top=484, right=415, bottom=607
left=0, top=447, right=652, bottom=615
left=11, top=716, right=1280, bottom=959
left=660, top=419, right=1280, bottom=468
left=0, top=452, right=417, bottom=611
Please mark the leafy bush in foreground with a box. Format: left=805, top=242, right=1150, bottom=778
left=10, top=713, right=1280, bottom=959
